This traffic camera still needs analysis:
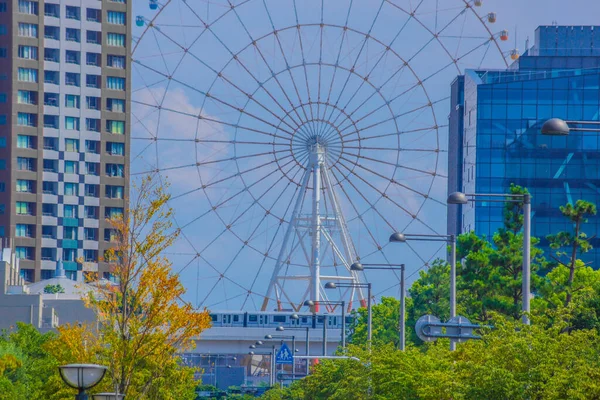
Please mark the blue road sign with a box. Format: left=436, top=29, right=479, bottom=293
left=275, top=342, right=293, bottom=365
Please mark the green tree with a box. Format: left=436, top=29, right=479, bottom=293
left=547, top=199, right=597, bottom=306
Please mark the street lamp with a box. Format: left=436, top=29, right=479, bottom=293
left=350, top=263, right=406, bottom=351
left=540, top=117, right=600, bottom=136
left=389, top=232, right=458, bottom=349
left=447, top=191, right=531, bottom=325
left=58, top=364, right=108, bottom=400
left=325, top=281, right=372, bottom=348
left=306, top=299, right=347, bottom=350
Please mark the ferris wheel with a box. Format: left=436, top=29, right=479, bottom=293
left=130, top=0, right=509, bottom=311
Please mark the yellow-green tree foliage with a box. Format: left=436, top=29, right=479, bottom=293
left=48, top=176, right=212, bottom=399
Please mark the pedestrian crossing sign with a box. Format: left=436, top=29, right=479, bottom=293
left=276, top=342, right=293, bottom=364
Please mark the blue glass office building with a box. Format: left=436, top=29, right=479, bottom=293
left=448, top=26, right=600, bottom=266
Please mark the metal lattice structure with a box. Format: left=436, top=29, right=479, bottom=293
left=130, top=0, right=509, bottom=311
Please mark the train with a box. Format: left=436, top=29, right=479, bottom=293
left=208, top=311, right=355, bottom=329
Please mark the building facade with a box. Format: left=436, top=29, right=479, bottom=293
left=0, top=0, right=130, bottom=282
left=448, top=25, right=600, bottom=266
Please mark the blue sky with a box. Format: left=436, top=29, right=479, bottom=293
left=129, top=0, right=599, bottom=311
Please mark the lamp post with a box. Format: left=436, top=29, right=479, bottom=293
left=276, top=324, right=310, bottom=357
left=92, top=394, right=124, bottom=400
left=325, top=281, right=372, bottom=349
left=540, top=117, right=600, bottom=135
left=447, top=191, right=531, bottom=325
left=350, top=263, right=406, bottom=350
left=389, top=232, right=458, bottom=349
left=249, top=342, right=276, bottom=386
left=58, top=364, right=108, bottom=400
left=265, top=334, right=297, bottom=378
left=305, top=299, right=346, bottom=350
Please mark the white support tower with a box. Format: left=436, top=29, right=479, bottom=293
left=261, top=138, right=363, bottom=312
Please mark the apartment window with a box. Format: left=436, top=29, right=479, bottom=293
left=65, top=50, right=80, bottom=65
left=44, top=92, right=59, bottom=106
left=106, top=142, right=124, bottom=156
left=18, top=22, right=37, bottom=37
left=16, top=201, right=34, bottom=215
left=44, top=3, right=59, bottom=17
left=0, top=94, right=5, bottom=103
left=85, top=184, right=98, bottom=197
left=111, top=0, right=126, bottom=3
left=62, top=249, right=76, bottom=262
left=0, top=48, right=5, bottom=58
left=44, top=70, right=59, bottom=85
left=84, top=250, right=97, bottom=262
left=18, top=90, right=37, bottom=105
left=107, top=98, right=125, bottom=113
left=63, top=226, right=77, bottom=240
left=64, top=160, right=78, bottom=174
left=0, top=136, right=5, bottom=146
left=18, top=0, right=38, bottom=15
left=43, top=114, right=59, bottom=129
left=41, top=248, right=55, bottom=261
left=17, top=135, right=35, bottom=149
left=86, top=30, right=101, bottom=44
left=17, top=113, right=36, bottom=127
left=42, top=181, right=56, bottom=194
left=0, top=25, right=5, bottom=35
left=18, top=68, right=37, bottom=82
left=107, top=33, right=125, bottom=47
left=64, top=204, right=77, bottom=218
left=16, top=179, right=34, bottom=193
left=17, top=157, right=35, bottom=171
left=16, top=224, right=34, bottom=238
left=107, top=54, right=126, bottom=70
left=20, top=269, right=33, bottom=282
left=44, top=26, right=59, bottom=40
left=105, top=207, right=123, bottom=219
left=65, top=94, right=80, bottom=109
left=86, top=52, right=100, bottom=66
left=107, top=77, right=125, bottom=91
left=64, top=182, right=78, bottom=196
left=86, top=74, right=100, bottom=88
left=65, top=138, right=79, bottom=151
left=106, top=163, right=124, bottom=177
left=85, top=162, right=98, bottom=175
left=106, top=120, right=125, bottom=134
left=65, top=117, right=80, bottom=131
left=65, top=5, right=80, bottom=20
left=42, top=203, right=57, bottom=216
left=65, top=72, right=80, bottom=87
left=65, top=28, right=80, bottom=43
left=43, top=159, right=57, bottom=172
left=86, top=8, right=100, bottom=22
left=85, top=140, right=99, bottom=154
left=106, top=185, right=124, bottom=199
left=0, top=3, right=6, bottom=12
left=86, top=118, right=100, bottom=132
left=107, top=11, right=126, bottom=25
left=18, top=45, right=38, bottom=60
left=84, top=206, right=98, bottom=219
left=104, top=229, right=118, bottom=242
left=86, top=96, right=100, bottom=110
left=84, top=228, right=97, bottom=241
left=16, top=247, right=34, bottom=260
left=44, top=48, right=59, bottom=62
left=43, top=137, right=57, bottom=150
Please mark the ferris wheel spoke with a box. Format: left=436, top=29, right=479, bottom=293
left=292, top=1, right=316, bottom=122
left=343, top=125, right=440, bottom=143
left=147, top=18, right=303, bottom=133
left=338, top=102, right=432, bottom=137
left=227, top=5, right=309, bottom=127
left=325, top=1, right=385, bottom=122
left=328, top=166, right=388, bottom=248
left=133, top=61, right=296, bottom=137
left=132, top=98, right=292, bottom=141
left=348, top=152, right=444, bottom=178
left=339, top=154, right=444, bottom=205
